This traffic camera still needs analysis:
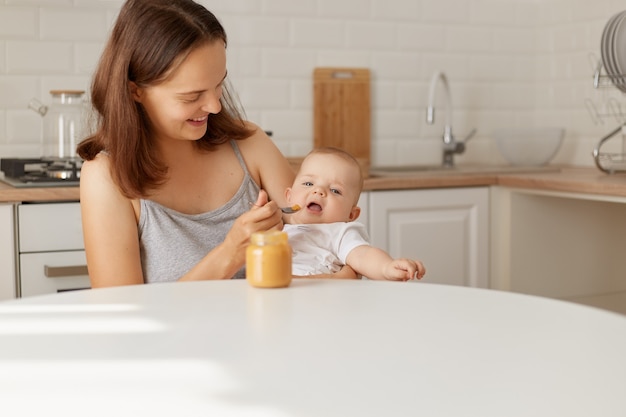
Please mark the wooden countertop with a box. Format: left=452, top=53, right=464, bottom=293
left=363, top=171, right=499, bottom=191
left=364, top=166, right=626, bottom=198
left=0, top=181, right=80, bottom=203
left=3, top=166, right=626, bottom=203
left=496, top=167, right=626, bottom=198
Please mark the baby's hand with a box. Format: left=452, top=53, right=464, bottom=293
left=383, top=258, right=426, bottom=281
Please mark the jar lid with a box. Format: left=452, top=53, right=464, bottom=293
left=49, top=90, right=85, bottom=96
left=250, top=230, right=288, bottom=245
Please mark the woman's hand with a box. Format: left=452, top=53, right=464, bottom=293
left=221, top=190, right=284, bottom=267
left=180, top=190, right=284, bottom=281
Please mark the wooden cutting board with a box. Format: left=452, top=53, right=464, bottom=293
left=313, top=68, right=371, bottom=171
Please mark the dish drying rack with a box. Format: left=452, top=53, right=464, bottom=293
left=588, top=56, right=626, bottom=174
left=592, top=124, right=626, bottom=174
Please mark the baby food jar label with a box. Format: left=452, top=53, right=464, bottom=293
left=246, top=231, right=292, bottom=288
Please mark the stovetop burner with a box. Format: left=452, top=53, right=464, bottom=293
left=0, top=158, right=81, bottom=188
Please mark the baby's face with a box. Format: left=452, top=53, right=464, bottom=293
left=286, top=153, right=361, bottom=224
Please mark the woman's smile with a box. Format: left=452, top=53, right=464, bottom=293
left=188, top=115, right=208, bottom=127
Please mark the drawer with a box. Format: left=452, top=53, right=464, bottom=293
left=0, top=204, right=16, bottom=300
left=20, top=251, right=90, bottom=297
left=18, top=202, right=83, bottom=252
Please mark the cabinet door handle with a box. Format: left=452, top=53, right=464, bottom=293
left=44, top=265, right=88, bottom=278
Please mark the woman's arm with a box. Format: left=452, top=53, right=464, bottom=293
left=178, top=189, right=283, bottom=281
left=238, top=124, right=295, bottom=207
left=80, top=154, right=144, bottom=288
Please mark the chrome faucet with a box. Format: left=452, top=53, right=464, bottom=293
left=426, top=71, right=476, bottom=168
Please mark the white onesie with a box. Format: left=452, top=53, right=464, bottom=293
left=283, top=222, right=369, bottom=275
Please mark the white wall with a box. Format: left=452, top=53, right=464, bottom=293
left=1, top=0, right=625, bottom=167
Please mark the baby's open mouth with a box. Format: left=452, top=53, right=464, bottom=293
left=307, top=202, right=322, bottom=212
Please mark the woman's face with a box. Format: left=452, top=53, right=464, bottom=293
left=132, top=41, right=227, bottom=144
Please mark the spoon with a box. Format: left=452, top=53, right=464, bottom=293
left=281, top=204, right=301, bottom=214
left=249, top=202, right=301, bottom=214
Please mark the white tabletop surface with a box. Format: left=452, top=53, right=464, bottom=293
left=0, top=279, right=625, bottom=417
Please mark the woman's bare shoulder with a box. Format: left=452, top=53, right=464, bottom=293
left=80, top=153, right=127, bottom=202
left=237, top=122, right=280, bottom=155
left=81, top=152, right=110, bottom=176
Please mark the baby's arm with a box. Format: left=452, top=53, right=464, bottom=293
left=293, top=265, right=359, bottom=280
left=346, top=245, right=425, bottom=281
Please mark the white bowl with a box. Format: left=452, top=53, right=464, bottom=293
left=493, top=127, right=564, bottom=166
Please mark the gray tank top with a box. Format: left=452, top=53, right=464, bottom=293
left=138, top=140, right=259, bottom=283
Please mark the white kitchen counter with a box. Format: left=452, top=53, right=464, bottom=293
left=0, top=279, right=624, bottom=416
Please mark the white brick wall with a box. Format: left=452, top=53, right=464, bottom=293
left=0, top=0, right=624, bottom=167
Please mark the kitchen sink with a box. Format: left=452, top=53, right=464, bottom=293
left=367, top=164, right=561, bottom=177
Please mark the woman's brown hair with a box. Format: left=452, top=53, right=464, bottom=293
left=77, top=0, right=254, bottom=198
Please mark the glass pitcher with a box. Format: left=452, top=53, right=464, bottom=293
left=42, top=90, right=86, bottom=160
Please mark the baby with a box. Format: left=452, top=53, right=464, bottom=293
left=283, top=147, right=426, bottom=281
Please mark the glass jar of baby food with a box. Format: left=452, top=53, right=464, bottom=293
left=246, top=231, right=292, bottom=288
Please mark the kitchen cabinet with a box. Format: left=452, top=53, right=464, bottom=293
left=16, top=202, right=89, bottom=297
left=0, top=204, right=16, bottom=300
left=491, top=186, right=626, bottom=304
left=367, top=187, right=489, bottom=287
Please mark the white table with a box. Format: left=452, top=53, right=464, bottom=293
left=0, top=279, right=625, bottom=416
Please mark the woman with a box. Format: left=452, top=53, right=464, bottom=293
left=78, top=0, right=298, bottom=286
